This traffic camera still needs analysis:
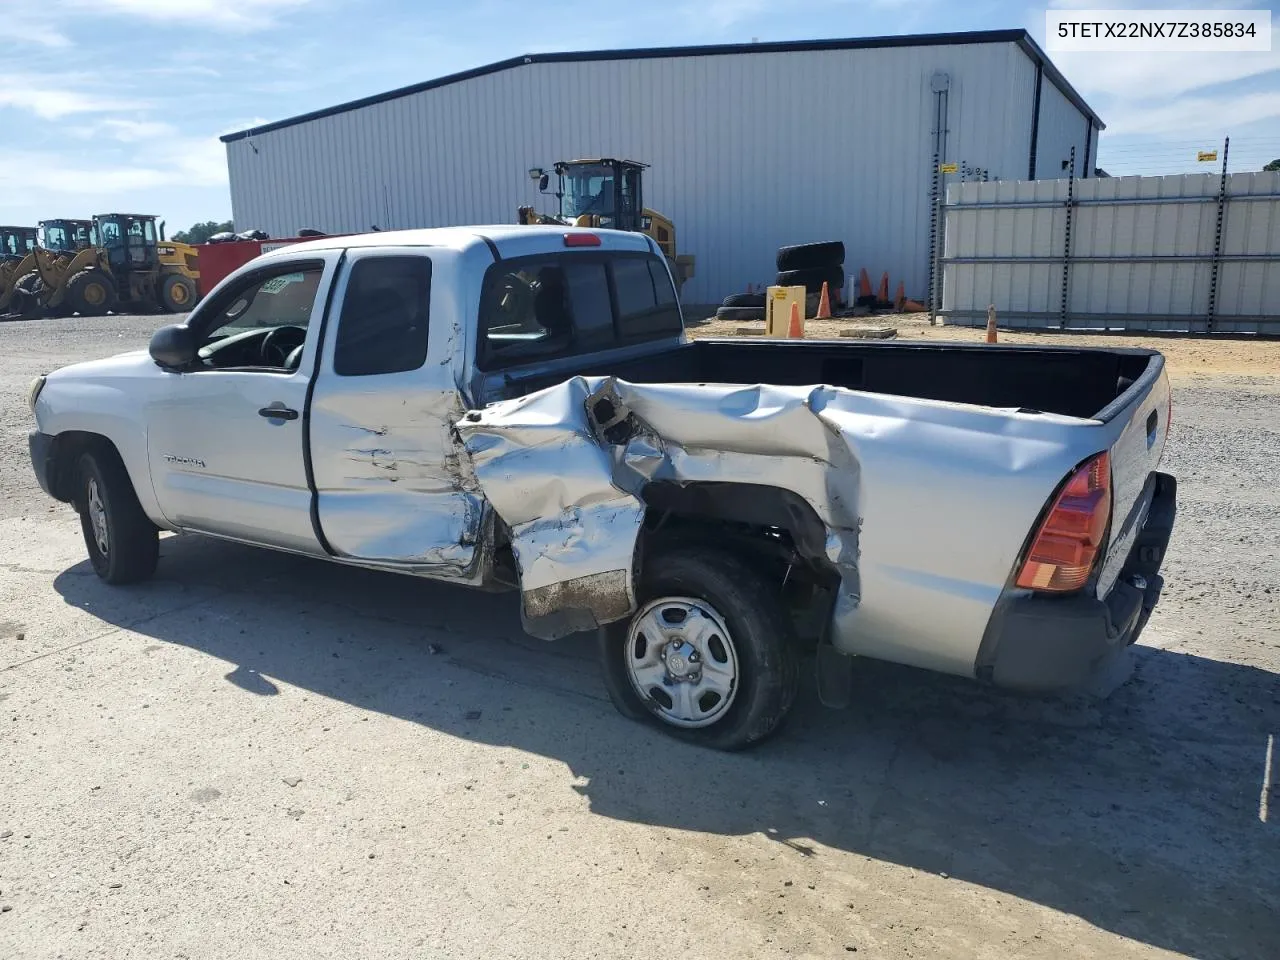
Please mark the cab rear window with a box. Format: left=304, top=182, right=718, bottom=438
left=478, top=252, right=681, bottom=370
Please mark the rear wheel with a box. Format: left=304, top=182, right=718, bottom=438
left=65, top=269, right=115, bottom=316
left=160, top=274, right=196, bottom=313
left=76, top=449, right=158, bottom=584
left=598, top=546, right=798, bottom=750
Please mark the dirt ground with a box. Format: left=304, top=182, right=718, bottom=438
left=1, top=314, right=1277, bottom=960
left=690, top=311, right=1280, bottom=383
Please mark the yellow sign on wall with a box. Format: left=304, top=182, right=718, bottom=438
left=939, top=162, right=958, bottom=174
left=1198, top=151, right=1218, bottom=162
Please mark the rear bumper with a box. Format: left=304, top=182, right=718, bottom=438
left=978, top=471, right=1176, bottom=692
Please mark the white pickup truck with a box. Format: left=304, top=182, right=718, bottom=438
left=28, top=226, right=1176, bottom=749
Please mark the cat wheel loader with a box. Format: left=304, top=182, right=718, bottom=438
left=517, top=159, right=695, bottom=292
left=0, top=227, right=39, bottom=315
left=39, top=219, right=95, bottom=254
left=13, top=214, right=200, bottom=318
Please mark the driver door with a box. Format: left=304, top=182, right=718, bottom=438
left=146, top=253, right=342, bottom=552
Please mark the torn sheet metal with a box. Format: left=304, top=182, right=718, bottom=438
left=460, top=375, right=1102, bottom=675
left=457, top=377, right=644, bottom=638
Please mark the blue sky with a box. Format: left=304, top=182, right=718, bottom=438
left=3, top=0, right=1277, bottom=233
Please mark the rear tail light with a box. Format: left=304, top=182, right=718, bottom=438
left=563, top=232, right=601, bottom=247
left=1016, top=452, right=1111, bottom=593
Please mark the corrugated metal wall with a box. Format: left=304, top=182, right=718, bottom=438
left=1033, top=76, right=1088, bottom=180
left=940, top=171, right=1280, bottom=333
left=227, top=41, right=1092, bottom=304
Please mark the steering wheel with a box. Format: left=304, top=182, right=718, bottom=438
left=259, top=325, right=307, bottom=367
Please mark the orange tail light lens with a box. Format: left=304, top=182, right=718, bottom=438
left=1016, top=452, right=1112, bottom=593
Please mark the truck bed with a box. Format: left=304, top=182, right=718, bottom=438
left=489, top=337, right=1158, bottom=422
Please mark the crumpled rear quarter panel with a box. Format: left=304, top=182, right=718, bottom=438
left=459, top=375, right=1130, bottom=675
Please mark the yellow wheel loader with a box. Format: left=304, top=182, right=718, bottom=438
left=517, top=159, right=695, bottom=292
left=0, top=227, right=39, bottom=316
left=39, top=218, right=95, bottom=254
left=17, top=214, right=200, bottom=318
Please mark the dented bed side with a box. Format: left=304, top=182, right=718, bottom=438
left=458, top=370, right=1166, bottom=679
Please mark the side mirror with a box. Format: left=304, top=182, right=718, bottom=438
left=538, top=173, right=550, bottom=192
left=149, top=323, right=198, bottom=370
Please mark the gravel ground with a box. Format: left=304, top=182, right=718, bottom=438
left=1, top=313, right=1277, bottom=960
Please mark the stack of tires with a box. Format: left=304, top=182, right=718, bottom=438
left=714, top=292, right=766, bottom=322
left=775, top=241, right=845, bottom=302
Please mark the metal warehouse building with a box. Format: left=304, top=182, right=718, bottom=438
left=222, top=29, right=1101, bottom=304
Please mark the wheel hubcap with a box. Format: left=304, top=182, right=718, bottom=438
left=625, top=597, right=739, bottom=728
left=87, top=477, right=109, bottom=556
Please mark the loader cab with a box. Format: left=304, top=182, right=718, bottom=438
left=95, top=213, right=158, bottom=274
left=0, top=226, right=37, bottom=262
left=554, top=159, right=646, bottom=232
left=39, top=219, right=95, bottom=254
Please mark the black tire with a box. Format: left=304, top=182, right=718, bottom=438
left=715, top=305, right=765, bottom=322
left=65, top=269, right=115, bottom=316
left=776, top=241, right=845, bottom=272
left=76, top=449, right=158, bottom=585
left=776, top=264, right=845, bottom=294
left=160, top=273, right=197, bottom=313
left=10, top=271, right=43, bottom=318
left=598, top=546, right=799, bottom=750
left=721, top=293, right=765, bottom=308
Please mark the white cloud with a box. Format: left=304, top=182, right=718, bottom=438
left=0, top=76, right=151, bottom=119
left=63, top=0, right=318, bottom=30
left=1052, top=48, right=1280, bottom=101
left=6, top=19, right=73, bottom=48
left=1102, top=90, right=1280, bottom=138
left=0, top=136, right=227, bottom=197
left=101, top=119, right=181, bottom=141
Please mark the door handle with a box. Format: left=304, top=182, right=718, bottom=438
left=258, top=406, right=299, bottom=421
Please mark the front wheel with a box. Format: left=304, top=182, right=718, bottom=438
left=598, top=546, right=798, bottom=750
left=77, top=450, right=158, bottom=584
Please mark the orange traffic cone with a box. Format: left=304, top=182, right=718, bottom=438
left=986, top=305, right=998, bottom=343
left=878, top=272, right=890, bottom=305
left=858, top=268, right=873, bottom=301
left=894, top=281, right=906, bottom=311
left=816, top=281, right=832, bottom=319
left=787, top=300, right=804, bottom=338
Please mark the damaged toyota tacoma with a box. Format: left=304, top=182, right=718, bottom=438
left=28, top=226, right=1176, bottom=749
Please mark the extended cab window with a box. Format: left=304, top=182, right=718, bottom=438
left=613, top=256, right=681, bottom=338
left=333, top=256, right=432, bottom=376
left=478, top=252, right=680, bottom=370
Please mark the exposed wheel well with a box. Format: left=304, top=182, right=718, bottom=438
left=637, top=482, right=841, bottom=639
left=46, top=431, right=121, bottom=506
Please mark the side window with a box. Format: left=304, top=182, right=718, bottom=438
left=194, top=263, right=325, bottom=371
left=333, top=256, right=431, bottom=377
left=478, top=257, right=613, bottom=369
left=613, top=256, right=681, bottom=338
left=208, top=267, right=324, bottom=338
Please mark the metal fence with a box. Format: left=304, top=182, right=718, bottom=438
left=937, top=165, right=1280, bottom=334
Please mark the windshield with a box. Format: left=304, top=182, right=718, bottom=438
left=44, top=225, right=69, bottom=252
left=561, top=164, right=615, bottom=219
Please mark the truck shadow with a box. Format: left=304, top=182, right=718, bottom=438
left=54, top=534, right=1279, bottom=960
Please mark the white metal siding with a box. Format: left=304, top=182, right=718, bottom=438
left=1033, top=77, right=1090, bottom=180
left=941, top=171, right=1280, bottom=332
left=227, top=41, right=1081, bottom=303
